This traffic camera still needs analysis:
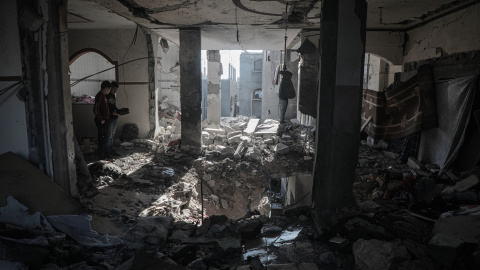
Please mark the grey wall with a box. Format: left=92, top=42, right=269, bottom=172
left=239, top=52, right=263, bottom=117
left=69, top=28, right=151, bottom=139
left=221, top=79, right=231, bottom=117
left=0, top=0, right=29, bottom=159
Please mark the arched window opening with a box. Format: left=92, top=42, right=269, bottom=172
left=69, top=49, right=118, bottom=102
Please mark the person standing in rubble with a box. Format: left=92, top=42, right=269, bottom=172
left=106, top=81, right=120, bottom=156
left=94, top=80, right=111, bottom=160
left=278, top=68, right=294, bottom=124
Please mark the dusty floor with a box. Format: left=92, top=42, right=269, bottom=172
left=1, top=118, right=480, bottom=269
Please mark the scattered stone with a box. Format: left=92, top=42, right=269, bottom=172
left=442, top=175, right=479, bottom=194
left=274, top=143, right=289, bottom=154
left=407, top=157, right=424, bottom=170
left=428, top=233, right=465, bottom=269
left=383, top=151, right=400, bottom=160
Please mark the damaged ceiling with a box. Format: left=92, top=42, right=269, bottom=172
left=67, top=0, right=476, bottom=49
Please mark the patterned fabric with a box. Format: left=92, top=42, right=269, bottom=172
left=387, top=132, right=421, bottom=162
left=361, top=65, right=437, bottom=139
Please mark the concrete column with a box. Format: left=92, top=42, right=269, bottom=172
left=179, top=29, right=202, bottom=154
left=207, top=50, right=222, bottom=124
left=17, top=0, right=77, bottom=195
left=312, top=0, right=367, bottom=233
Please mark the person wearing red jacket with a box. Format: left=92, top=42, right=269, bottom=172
left=94, top=80, right=111, bottom=159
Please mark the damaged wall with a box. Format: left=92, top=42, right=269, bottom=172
left=239, top=52, right=263, bottom=117
left=403, top=4, right=480, bottom=64
left=365, top=31, right=404, bottom=65
left=0, top=0, right=28, bottom=159
left=156, top=38, right=180, bottom=109
left=261, top=50, right=281, bottom=122
left=69, top=28, right=151, bottom=139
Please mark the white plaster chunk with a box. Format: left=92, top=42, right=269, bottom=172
left=121, top=142, right=134, bottom=147
left=228, top=134, right=242, bottom=144
left=442, top=175, right=479, bottom=195
left=160, top=103, right=169, bottom=110
left=222, top=125, right=235, bottom=133
left=282, top=134, right=291, bottom=140
left=204, top=128, right=226, bottom=135
left=264, top=138, right=274, bottom=144
left=274, top=143, right=289, bottom=154
left=216, top=145, right=226, bottom=152
left=227, top=131, right=242, bottom=139
left=407, top=157, right=423, bottom=170
left=232, top=122, right=247, bottom=131
left=243, top=118, right=260, bottom=135
left=240, top=136, right=252, bottom=143
left=234, top=141, right=247, bottom=158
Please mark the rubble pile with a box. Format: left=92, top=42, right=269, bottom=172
left=347, top=138, right=480, bottom=269
left=4, top=114, right=480, bottom=268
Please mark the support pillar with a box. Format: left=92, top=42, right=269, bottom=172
left=312, top=0, right=367, bottom=233
left=179, top=29, right=202, bottom=154
left=17, top=0, right=77, bottom=195
left=207, top=50, right=222, bottom=124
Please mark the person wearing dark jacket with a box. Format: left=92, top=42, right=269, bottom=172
left=278, top=70, right=293, bottom=123
left=94, top=80, right=111, bottom=159
left=106, top=81, right=120, bottom=156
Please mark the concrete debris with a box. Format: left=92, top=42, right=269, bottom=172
left=0, top=196, right=55, bottom=232
left=442, top=174, right=479, bottom=194
left=353, top=239, right=410, bottom=270
left=274, top=143, right=289, bottom=154
left=46, top=215, right=123, bottom=247
left=12, top=112, right=480, bottom=269
left=407, top=157, right=424, bottom=170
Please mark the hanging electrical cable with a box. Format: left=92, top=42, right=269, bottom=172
left=283, top=2, right=288, bottom=71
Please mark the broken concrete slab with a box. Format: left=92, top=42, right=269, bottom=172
left=227, top=134, right=242, bottom=144
left=428, top=233, right=465, bottom=269
left=407, top=157, right=424, bottom=170
left=243, top=118, right=260, bottom=135
left=432, top=215, right=480, bottom=244
left=0, top=152, right=82, bottom=216
left=442, top=174, right=479, bottom=194
left=204, top=128, right=226, bottom=135
left=274, top=143, right=289, bottom=155
left=46, top=215, right=123, bottom=247
left=353, top=239, right=410, bottom=270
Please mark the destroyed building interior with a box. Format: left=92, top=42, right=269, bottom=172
left=1, top=0, right=480, bottom=269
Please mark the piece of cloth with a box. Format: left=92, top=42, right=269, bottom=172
left=361, top=65, right=437, bottom=139
left=418, top=73, right=480, bottom=171
left=106, top=118, right=117, bottom=154
left=279, top=98, right=288, bottom=123
left=387, top=132, right=421, bottom=162
left=93, top=91, right=110, bottom=123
